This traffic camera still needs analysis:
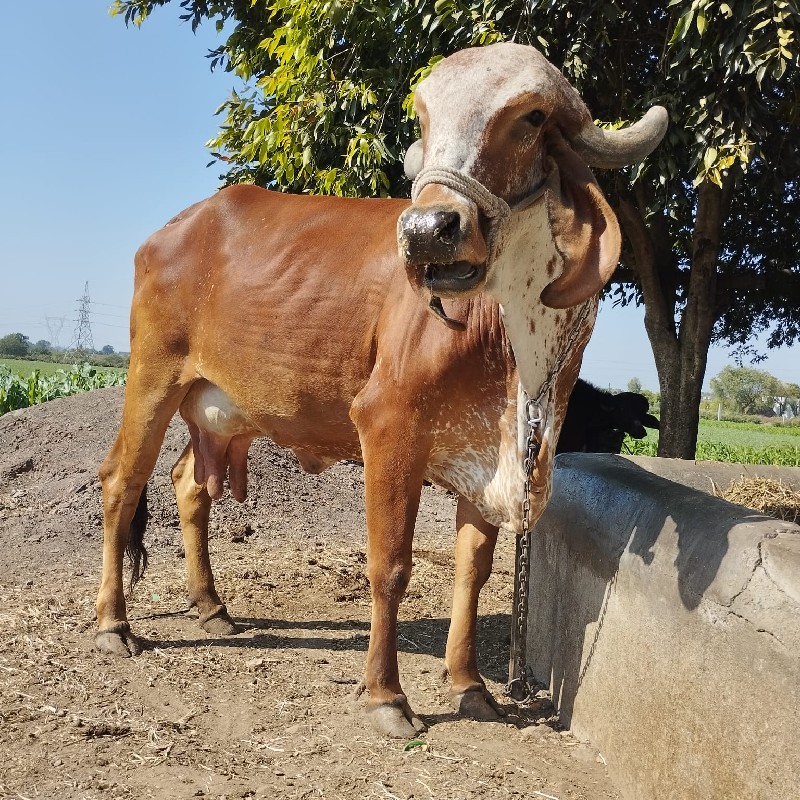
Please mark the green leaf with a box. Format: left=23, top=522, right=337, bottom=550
left=696, top=10, right=706, bottom=35
left=670, top=7, right=695, bottom=44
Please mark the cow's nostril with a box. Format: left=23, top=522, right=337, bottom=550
left=433, top=211, right=461, bottom=244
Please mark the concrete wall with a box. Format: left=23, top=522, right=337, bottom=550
left=528, top=454, right=800, bottom=800
left=629, top=454, right=800, bottom=494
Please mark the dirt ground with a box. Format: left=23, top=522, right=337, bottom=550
left=0, top=388, right=619, bottom=800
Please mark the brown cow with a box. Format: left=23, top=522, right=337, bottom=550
left=95, top=43, right=666, bottom=738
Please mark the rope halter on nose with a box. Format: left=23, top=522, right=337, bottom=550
left=410, top=166, right=547, bottom=267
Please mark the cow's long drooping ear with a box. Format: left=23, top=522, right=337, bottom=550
left=540, top=135, right=621, bottom=309
left=404, top=139, right=424, bottom=180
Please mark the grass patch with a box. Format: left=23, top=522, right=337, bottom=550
left=0, top=358, right=125, bottom=377
left=698, top=419, right=800, bottom=448
left=0, top=358, right=73, bottom=377
left=626, top=420, right=800, bottom=466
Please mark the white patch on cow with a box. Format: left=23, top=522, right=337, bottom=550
left=488, top=202, right=597, bottom=404
left=418, top=200, right=597, bottom=531
left=426, top=397, right=526, bottom=530
left=418, top=46, right=554, bottom=166
left=182, top=381, right=257, bottom=437
left=444, top=200, right=595, bottom=530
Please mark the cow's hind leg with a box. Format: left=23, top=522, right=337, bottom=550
left=445, top=496, right=503, bottom=720
left=171, top=442, right=239, bottom=635
left=95, top=378, right=189, bottom=657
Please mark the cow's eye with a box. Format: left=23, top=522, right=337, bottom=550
left=526, top=109, right=546, bottom=127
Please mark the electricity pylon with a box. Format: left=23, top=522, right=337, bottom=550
left=64, top=282, right=95, bottom=361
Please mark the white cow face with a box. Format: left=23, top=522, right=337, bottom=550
left=397, top=42, right=668, bottom=311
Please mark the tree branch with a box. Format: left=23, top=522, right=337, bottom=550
left=610, top=267, right=800, bottom=294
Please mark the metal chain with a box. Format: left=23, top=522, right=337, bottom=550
left=506, top=398, right=543, bottom=702
left=505, top=301, right=593, bottom=704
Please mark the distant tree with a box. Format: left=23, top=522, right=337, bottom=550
left=101, top=344, right=115, bottom=355
left=710, top=366, right=782, bottom=416
left=627, top=377, right=643, bottom=394
left=113, top=0, right=800, bottom=458
left=32, top=339, right=52, bottom=356
left=0, top=332, right=31, bottom=357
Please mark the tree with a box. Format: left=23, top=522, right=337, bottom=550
left=710, top=365, right=782, bottom=415
left=101, top=344, right=115, bottom=355
left=627, top=377, right=643, bottom=394
left=0, top=332, right=31, bottom=358
left=112, top=0, right=800, bottom=457
left=32, top=339, right=52, bottom=356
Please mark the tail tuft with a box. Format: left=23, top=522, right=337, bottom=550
left=125, top=484, right=150, bottom=597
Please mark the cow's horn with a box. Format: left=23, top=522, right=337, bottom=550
left=572, top=106, right=669, bottom=169
left=404, top=139, right=424, bottom=180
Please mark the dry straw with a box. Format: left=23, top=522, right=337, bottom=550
left=716, top=476, right=800, bottom=524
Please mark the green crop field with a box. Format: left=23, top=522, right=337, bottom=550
left=627, top=418, right=800, bottom=466
left=1, top=358, right=76, bottom=377
left=0, top=358, right=126, bottom=378
left=0, top=363, right=127, bottom=416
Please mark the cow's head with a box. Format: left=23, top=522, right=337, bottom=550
left=609, top=392, right=661, bottom=440
left=397, top=43, right=668, bottom=312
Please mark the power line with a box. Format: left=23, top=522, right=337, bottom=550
left=88, top=300, right=129, bottom=309
left=86, top=310, right=128, bottom=319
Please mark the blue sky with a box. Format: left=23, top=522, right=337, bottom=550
left=1, top=1, right=796, bottom=392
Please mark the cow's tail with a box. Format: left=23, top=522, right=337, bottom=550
left=125, top=483, right=150, bottom=597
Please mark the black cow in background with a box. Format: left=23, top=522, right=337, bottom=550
left=557, top=379, right=660, bottom=455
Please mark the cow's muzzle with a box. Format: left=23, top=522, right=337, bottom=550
left=398, top=202, right=489, bottom=299
left=398, top=208, right=462, bottom=264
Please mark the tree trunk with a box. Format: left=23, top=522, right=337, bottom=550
left=654, top=336, right=709, bottom=457
left=617, top=179, right=725, bottom=459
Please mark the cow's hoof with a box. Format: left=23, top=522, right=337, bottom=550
left=449, top=687, right=506, bottom=721
left=94, top=627, right=143, bottom=657
left=367, top=700, right=427, bottom=738
left=200, top=607, right=241, bottom=636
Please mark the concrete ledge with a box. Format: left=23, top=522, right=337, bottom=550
left=625, top=454, right=800, bottom=493
left=528, top=454, right=800, bottom=800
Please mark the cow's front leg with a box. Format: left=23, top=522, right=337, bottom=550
left=445, top=496, right=504, bottom=720
left=353, top=399, right=428, bottom=738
